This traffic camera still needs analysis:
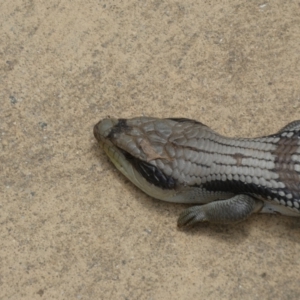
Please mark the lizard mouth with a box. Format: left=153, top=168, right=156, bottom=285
left=94, top=118, right=131, bottom=178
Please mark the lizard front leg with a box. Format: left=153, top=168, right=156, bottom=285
left=177, top=195, right=263, bottom=227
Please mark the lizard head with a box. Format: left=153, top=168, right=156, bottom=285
left=93, top=117, right=178, bottom=201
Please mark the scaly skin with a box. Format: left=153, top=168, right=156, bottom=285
left=94, top=117, right=300, bottom=226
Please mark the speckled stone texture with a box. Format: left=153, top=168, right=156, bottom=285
left=1, top=1, right=300, bottom=299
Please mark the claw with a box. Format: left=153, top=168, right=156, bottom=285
left=177, top=206, right=206, bottom=227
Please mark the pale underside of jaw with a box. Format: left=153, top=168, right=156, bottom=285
left=101, top=141, right=179, bottom=202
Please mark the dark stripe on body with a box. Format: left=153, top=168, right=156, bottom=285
left=200, top=179, right=300, bottom=207
left=167, top=118, right=208, bottom=127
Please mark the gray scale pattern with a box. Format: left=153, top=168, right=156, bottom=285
left=94, top=117, right=300, bottom=222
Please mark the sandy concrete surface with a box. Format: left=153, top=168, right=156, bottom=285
left=1, top=1, right=300, bottom=299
